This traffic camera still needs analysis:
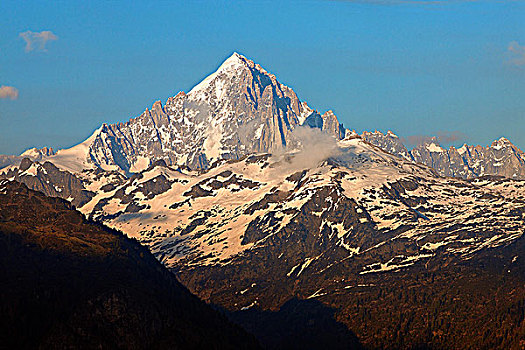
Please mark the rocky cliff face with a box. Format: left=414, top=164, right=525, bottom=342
left=0, top=146, right=55, bottom=169
left=362, top=131, right=525, bottom=179
left=0, top=158, right=126, bottom=208
left=457, top=137, right=525, bottom=178
left=361, top=130, right=412, bottom=161
left=39, top=53, right=344, bottom=174
left=3, top=53, right=523, bottom=182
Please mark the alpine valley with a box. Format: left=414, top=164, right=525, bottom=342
left=2, top=53, right=525, bottom=349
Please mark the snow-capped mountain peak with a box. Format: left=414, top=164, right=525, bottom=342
left=20, top=146, right=55, bottom=158
left=386, top=130, right=398, bottom=138
left=491, top=136, right=512, bottom=150
left=29, top=52, right=345, bottom=174
left=426, top=142, right=444, bottom=153
left=188, top=52, right=249, bottom=99
left=4, top=53, right=523, bottom=182
left=457, top=143, right=468, bottom=155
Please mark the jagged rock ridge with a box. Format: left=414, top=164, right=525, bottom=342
left=0, top=147, right=55, bottom=169
left=2, top=53, right=523, bottom=182
left=36, top=53, right=345, bottom=174
left=361, top=130, right=525, bottom=179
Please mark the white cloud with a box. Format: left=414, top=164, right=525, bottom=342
left=0, top=86, right=19, bottom=100
left=508, top=41, right=525, bottom=66
left=273, top=127, right=341, bottom=172
left=19, top=30, right=58, bottom=52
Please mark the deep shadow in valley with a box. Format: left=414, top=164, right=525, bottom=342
left=225, top=298, right=364, bottom=350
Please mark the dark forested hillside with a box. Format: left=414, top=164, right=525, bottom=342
left=178, top=228, right=525, bottom=350
left=0, top=180, right=259, bottom=350
left=331, top=251, right=525, bottom=349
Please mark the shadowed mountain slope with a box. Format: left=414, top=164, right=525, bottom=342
left=0, top=180, right=259, bottom=350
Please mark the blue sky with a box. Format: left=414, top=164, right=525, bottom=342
left=0, top=0, right=524, bottom=154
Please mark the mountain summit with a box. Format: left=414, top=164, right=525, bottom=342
left=3, top=53, right=524, bottom=180
left=43, top=52, right=345, bottom=173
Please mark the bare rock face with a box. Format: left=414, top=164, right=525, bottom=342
left=74, top=53, right=345, bottom=173
left=321, top=110, right=346, bottom=140
left=362, top=131, right=525, bottom=180
left=409, top=137, right=472, bottom=178
left=361, top=130, right=412, bottom=161
left=410, top=137, right=525, bottom=179
left=0, top=157, right=127, bottom=208
left=462, top=137, right=525, bottom=178
left=303, top=110, right=345, bottom=140
left=0, top=147, right=55, bottom=169
left=2, top=158, right=95, bottom=207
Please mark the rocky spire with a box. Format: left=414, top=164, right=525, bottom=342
left=53, top=52, right=347, bottom=172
